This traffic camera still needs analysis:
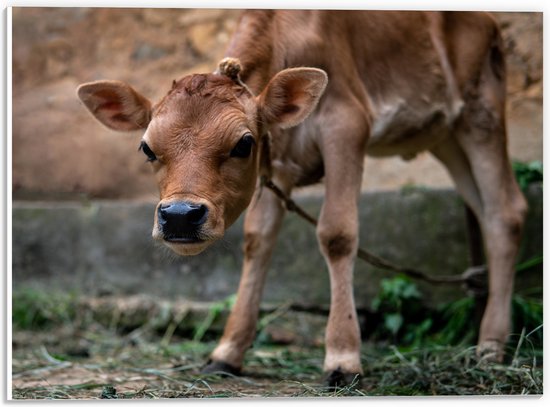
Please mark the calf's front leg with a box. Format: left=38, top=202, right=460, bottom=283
left=202, top=182, right=288, bottom=374
left=316, top=115, right=368, bottom=387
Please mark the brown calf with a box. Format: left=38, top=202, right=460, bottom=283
left=77, top=10, right=527, bottom=387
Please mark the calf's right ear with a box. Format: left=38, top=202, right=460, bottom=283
left=77, top=80, right=152, bottom=132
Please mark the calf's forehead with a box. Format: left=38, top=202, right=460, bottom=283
left=147, top=75, right=258, bottom=144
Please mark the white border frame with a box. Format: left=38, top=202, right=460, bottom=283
left=2, top=1, right=546, bottom=404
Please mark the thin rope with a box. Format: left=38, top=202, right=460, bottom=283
left=216, top=57, right=487, bottom=291
left=261, top=178, right=487, bottom=289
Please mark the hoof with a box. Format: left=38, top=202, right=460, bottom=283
left=476, top=340, right=504, bottom=363
left=324, top=368, right=362, bottom=390
left=200, top=360, right=241, bottom=377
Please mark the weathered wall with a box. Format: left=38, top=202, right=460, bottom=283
left=11, top=9, right=543, bottom=199
left=12, top=186, right=542, bottom=308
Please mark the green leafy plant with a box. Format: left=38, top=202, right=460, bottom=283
left=370, top=254, right=543, bottom=350
left=512, top=160, right=542, bottom=190
left=371, top=275, right=430, bottom=345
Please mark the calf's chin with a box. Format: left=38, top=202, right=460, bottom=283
left=162, top=240, right=215, bottom=256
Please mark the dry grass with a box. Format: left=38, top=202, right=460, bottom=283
left=11, top=315, right=542, bottom=399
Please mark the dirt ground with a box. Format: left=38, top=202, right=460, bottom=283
left=10, top=291, right=543, bottom=399
left=11, top=8, right=542, bottom=199
left=11, top=323, right=543, bottom=399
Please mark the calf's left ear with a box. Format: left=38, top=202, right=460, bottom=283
left=257, top=68, right=328, bottom=129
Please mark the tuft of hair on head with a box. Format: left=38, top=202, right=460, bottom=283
left=217, top=57, right=243, bottom=81
left=216, top=57, right=255, bottom=96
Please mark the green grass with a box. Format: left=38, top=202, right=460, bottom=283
left=12, top=288, right=78, bottom=330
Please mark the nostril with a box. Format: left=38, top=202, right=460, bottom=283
left=187, top=204, right=208, bottom=225
left=157, top=202, right=209, bottom=241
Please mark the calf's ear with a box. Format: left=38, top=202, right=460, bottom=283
left=257, top=68, right=328, bottom=129
left=77, top=80, right=152, bottom=131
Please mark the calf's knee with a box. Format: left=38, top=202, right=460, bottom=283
left=317, top=228, right=357, bottom=261
left=485, top=204, right=526, bottom=243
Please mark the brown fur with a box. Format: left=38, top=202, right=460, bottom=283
left=77, top=10, right=527, bottom=381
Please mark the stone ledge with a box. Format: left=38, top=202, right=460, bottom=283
left=12, top=185, right=542, bottom=307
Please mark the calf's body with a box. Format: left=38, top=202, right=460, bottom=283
left=78, top=10, right=527, bottom=386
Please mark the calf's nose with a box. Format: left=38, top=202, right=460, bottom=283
left=157, top=202, right=208, bottom=241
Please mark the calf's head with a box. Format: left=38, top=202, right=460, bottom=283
left=77, top=66, right=327, bottom=255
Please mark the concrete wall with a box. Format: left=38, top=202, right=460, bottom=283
left=12, top=10, right=542, bottom=199
left=12, top=185, right=542, bottom=309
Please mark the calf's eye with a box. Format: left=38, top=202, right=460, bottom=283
left=230, top=133, right=255, bottom=158
left=139, top=141, right=157, bottom=162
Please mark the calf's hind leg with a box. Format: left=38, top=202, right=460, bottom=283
left=455, top=121, right=527, bottom=362
left=448, top=50, right=528, bottom=359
